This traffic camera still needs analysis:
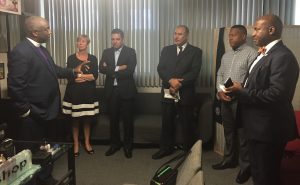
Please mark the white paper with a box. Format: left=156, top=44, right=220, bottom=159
left=164, top=89, right=180, bottom=101
left=219, top=84, right=226, bottom=92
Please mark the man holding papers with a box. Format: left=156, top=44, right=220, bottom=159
left=153, top=25, right=202, bottom=159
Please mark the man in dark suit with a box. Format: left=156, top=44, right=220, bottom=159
left=152, top=25, right=202, bottom=159
left=99, top=28, right=137, bottom=158
left=7, top=16, right=82, bottom=185
left=227, top=15, right=299, bottom=185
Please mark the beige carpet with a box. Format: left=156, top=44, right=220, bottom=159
left=53, top=145, right=252, bottom=185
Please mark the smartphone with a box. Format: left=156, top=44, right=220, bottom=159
left=224, top=77, right=233, bottom=88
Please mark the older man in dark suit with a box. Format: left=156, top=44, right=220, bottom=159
left=227, top=14, right=299, bottom=185
left=99, top=28, right=137, bottom=158
left=7, top=16, right=82, bottom=185
left=152, top=25, right=202, bottom=159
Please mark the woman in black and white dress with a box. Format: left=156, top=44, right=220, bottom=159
left=62, top=34, right=99, bottom=157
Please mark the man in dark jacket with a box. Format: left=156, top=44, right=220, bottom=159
left=99, top=28, right=137, bottom=159
left=8, top=16, right=81, bottom=185
left=152, top=25, right=202, bottom=159
left=226, top=14, right=299, bottom=185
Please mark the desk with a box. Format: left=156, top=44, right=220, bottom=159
left=13, top=141, right=76, bottom=185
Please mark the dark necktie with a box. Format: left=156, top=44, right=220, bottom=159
left=36, top=46, right=54, bottom=71
left=178, top=46, right=183, bottom=55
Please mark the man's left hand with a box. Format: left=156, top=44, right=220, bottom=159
left=118, top=65, right=127, bottom=71
left=169, top=87, right=177, bottom=95
left=169, top=78, right=183, bottom=90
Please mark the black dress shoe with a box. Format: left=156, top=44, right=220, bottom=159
left=212, top=161, right=237, bottom=170
left=124, top=148, right=132, bottom=158
left=84, top=146, right=95, bottom=155
left=152, top=149, right=173, bottom=160
left=105, top=146, right=120, bottom=156
left=236, top=168, right=251, bottom=184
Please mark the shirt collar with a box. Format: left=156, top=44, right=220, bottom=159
left=114, top=46, right=123, bottom=52
left=264, top=39, right=281, bottom=54
left=178, top=42, right=187, bottom=50
left=233, top=43, right=247, bottom=52
left=26, top=37, right=41, bottom=47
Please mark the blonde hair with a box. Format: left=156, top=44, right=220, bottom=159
left=77, top=34, right=90, bottom=44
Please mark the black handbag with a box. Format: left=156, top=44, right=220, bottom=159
left=150, top=151, right=190, bottom=185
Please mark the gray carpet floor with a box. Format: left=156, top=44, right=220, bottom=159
left=53, top=145, right=253, bottom=185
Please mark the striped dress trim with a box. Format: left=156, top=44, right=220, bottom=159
left=62, top=101, right=99, bottom=117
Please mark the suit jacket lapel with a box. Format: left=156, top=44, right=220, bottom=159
left=26, top=40, right=56, bottom=77
left=251, top=56, right=266, bottom=73
left=246, top=57, right=266, bottom=86
left=176, top=44, right=190, bottom=65
left=108, top=48, right=116, bottom=67
left=38, top=46, right=57, bottom=76
left=116, top=46, right=126, bottom=66
left=246, top=41, right=283, bottom=87
left=243, top=53, right=259, bottom=84
left=249, top=41, right=283, bottom=80
left=174, top=45, right=182, bottom=65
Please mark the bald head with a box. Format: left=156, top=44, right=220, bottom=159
left=176, top=25, right=189, bottom=35
left=252, top=14, right=283, bottom=47
left=257, top=14, right=283, bottom=37
left=24, top=16, right=51, bottom=43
